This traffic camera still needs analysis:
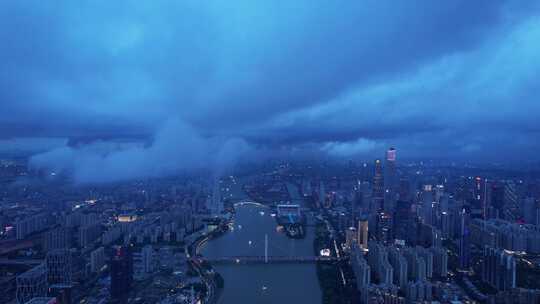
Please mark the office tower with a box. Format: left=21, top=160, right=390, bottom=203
left=393, top=200, right=412, bottom=245
left=482, top=246, right=516, bottom=291
left=387, top=246, right=408, bottom=288
left=43, top=228, right=70, bottom=252
left=440, top=211, right=452, bottom=239
left=351, top=244, right=371, bottom=290
left=504, top=181, right=520, bottom=221
left=110, top=246, right=133, bottom=302
left=398, top=177, right=411, bottom=202
left=491, top=182, right=505, bottom=218
left=368, top=241, right=393, bottom=285
left=376, top=212, right=393, bottom=244
left=473, top=177, right=484, bottom=210
left=346, top=227, right=358, bottom=249
left=90, top=247, right=105, bottom=273
left=459, top=207, right=471, bottom=269
left=373, top=159, right=384, bottom=212
left=16, top=264, right=48, bottom=304
left=358, top=216, right=369, bottom=251
left=46, top=249, right=72, bottom=285
left=384, top=147, right=397, bottom=211
left=420, top=185, right=435, bottom=225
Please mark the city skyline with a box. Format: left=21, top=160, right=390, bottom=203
left=1, top=2, right=540, bottom=183
left=2, top=2, right=540, bottom=304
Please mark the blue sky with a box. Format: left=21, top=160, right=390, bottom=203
left=1, top=1, right=539, bottom=181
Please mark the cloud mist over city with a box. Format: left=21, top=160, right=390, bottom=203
left=2, top=1, right=540, bottom=181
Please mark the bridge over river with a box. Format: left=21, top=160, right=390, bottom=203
left=197, top=255, right=343, bottom=265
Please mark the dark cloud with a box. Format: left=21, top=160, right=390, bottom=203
left=29, top=120, right=253, bottom=183
left=0, top=1, right=539, bottom=181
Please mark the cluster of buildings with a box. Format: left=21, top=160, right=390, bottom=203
left=0, top=168, right=225, bottom=304
left=351, top=240, right=449, bottom=303
left=3, top=147, right=540, bottom=304
left=291, top=147, right=540, bottom=303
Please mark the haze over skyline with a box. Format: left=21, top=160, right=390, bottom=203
left=1, top=1, right=540, bottom=182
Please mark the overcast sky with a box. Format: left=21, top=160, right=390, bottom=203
left=1, top=1, right=540, bottom=181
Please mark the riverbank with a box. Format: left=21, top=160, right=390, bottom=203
left=187, top=218, right=231, bottom=304
left=313, top=221, right=357, bottom=304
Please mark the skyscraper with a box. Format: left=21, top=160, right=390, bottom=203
left=373, top=159, right=384, bottom=212
left=110, top=246, right=133, bottom=303
left=384, top=147, right=397, bottom=211
left=358, top=216, right=369, bottom=251
left=504, top=181, right=520, bottom=221
left=377, top=212, right=393, bottom=244
left=491, top=182, right=505, bottom=218
left=393, top=200, right=413, bottom=245
left=459, top=207, right=471, bottom=269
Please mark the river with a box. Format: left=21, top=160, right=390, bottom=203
left=200, top=181, right=322, bottom=304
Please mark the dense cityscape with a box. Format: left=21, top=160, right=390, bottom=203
left=1, top=150, right=540, bottom=304
left=2, top=1, right=540, bottom=304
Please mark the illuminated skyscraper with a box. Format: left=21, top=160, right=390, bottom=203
left=373, top=159, right=384, bottom=212
left=383, top=147, right=397, bottom=213
left=384, top=148, right=397, bottom=190
left=377, top=212, right=393, bottom=244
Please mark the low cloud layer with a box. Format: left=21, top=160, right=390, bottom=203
left=2, top=1, right=540, bottom=181
left=30, top=120, right=252, bottom=183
